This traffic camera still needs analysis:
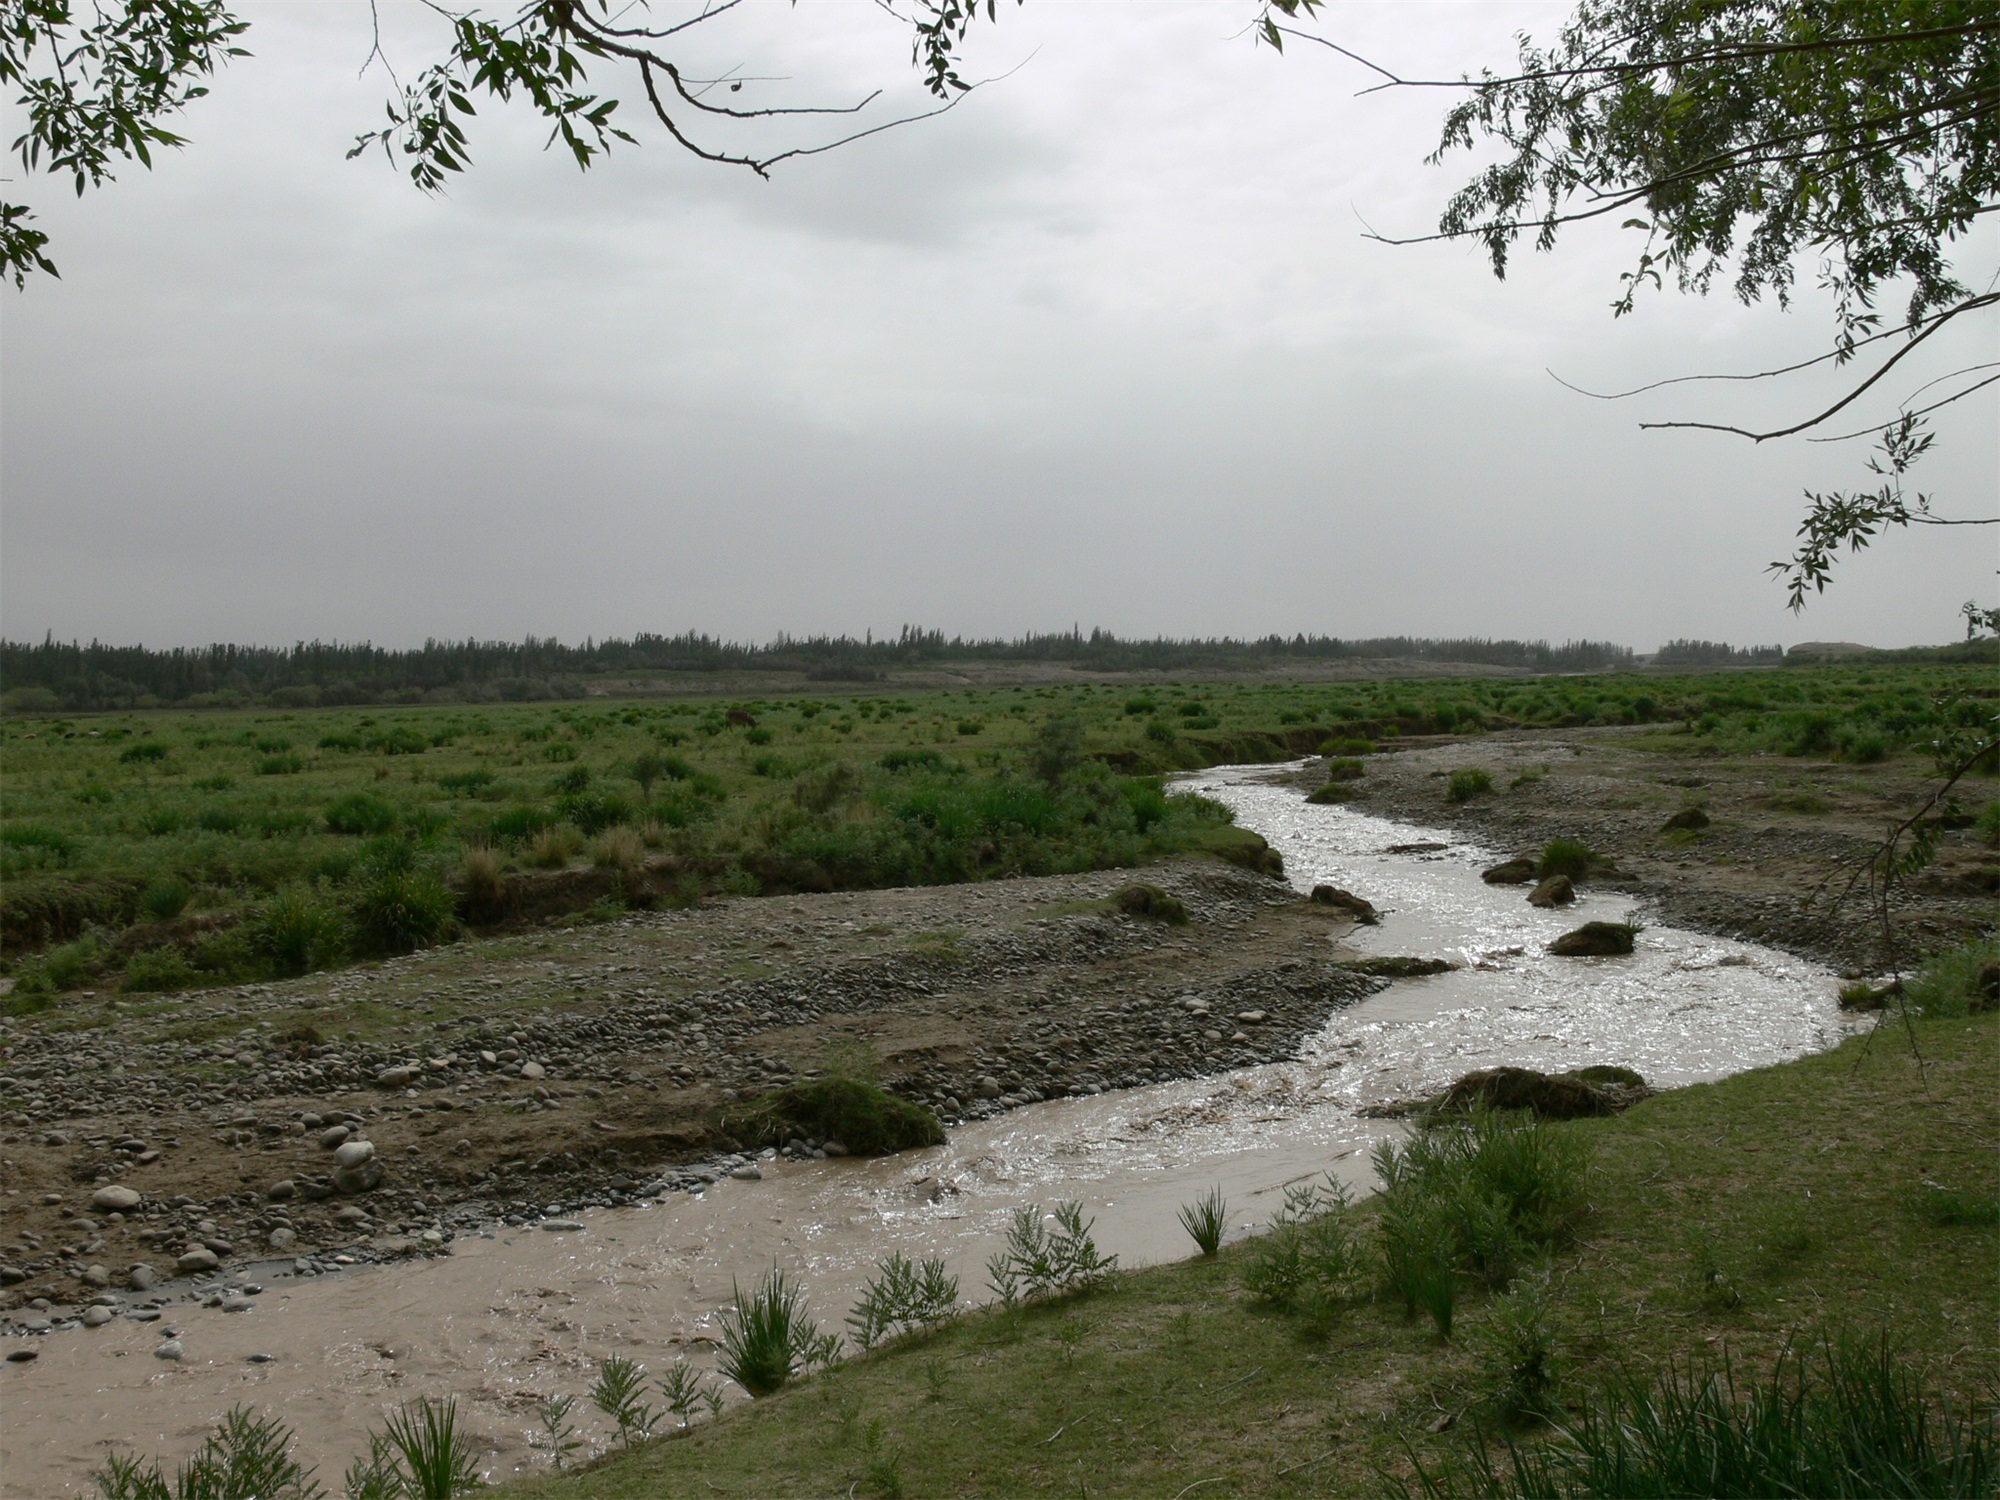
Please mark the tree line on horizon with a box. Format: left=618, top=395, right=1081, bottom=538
left=0, top=629, right=1658, bottom=712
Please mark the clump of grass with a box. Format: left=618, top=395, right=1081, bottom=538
left=846, top=1252, right=960, bottom=1350
left=324, top=791, right=397, bottom=836
left=1903, top=938, right=1999, bottom=1017
left=121, top=946, right=200, bottom=993
left=140, top=878, right=192, bottom=922
left=527, top=824, right=584, bottom=869
left=92, top=1404, right=319, bottom=1499
left=1446, top=768, right=1495, bottom=803
left=345, top=1396, right=479, bottom=1498
left=458, top=847, right=505, bottom=910
left=718, top=1267, right=842, bottom=1397
left=1536, top=837, right=1599, bottom=880
left=1686, top=1233, right=1743, bottom=1310
left=246, top=886, right=348, bottom=977
left=1907, top=1185, right=2000, bottom=1228
left=1322, top=757, right=1367, bottom=782
left=348, top=869, right=455, bottom=957
left=985, top=1202, right=1118, bottom=1308
left=1177, top=1186, right=1229, bottom=1256
left=729, top=1076, right=944, bottom=1156
left=1976, top=798, right=2000, bottom=846
left=1404, top=1337, right=1998, bottom=1500
left=592, top=826, right=646, bottom=877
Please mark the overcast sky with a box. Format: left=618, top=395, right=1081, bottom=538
left=3, top=1, right=1994, bottom=653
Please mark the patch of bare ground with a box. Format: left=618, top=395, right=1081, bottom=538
left=0, top=858, right=1379, bottom=1316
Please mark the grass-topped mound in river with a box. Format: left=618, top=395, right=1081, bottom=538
left=502, top=1013, right=1997, bottom=1498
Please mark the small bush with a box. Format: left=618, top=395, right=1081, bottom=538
left=119, top=741, right=168, bottom=764
left=436, top=769, right=495, bottom=796
left=1115, top=882, right=1188, bottom=924
left=325, top=792, right=397, bottom=836
left=1475, top=1275, right=1558, bottom=1420
left=487, top=804, right=551, bottom=843
left=1144, top=719, right=1178, bottom=745
left=557, top=788, right=632, bottom=833
left=121, top=947, right=200, bottom=993
left=458, top=847, right=505, bottom=910
left=140, top=879, right=192, bottom=921
left=1843, top=728, right=1891, bottom=764
left=1446, top=768, right=1495, bottom=803
left=92, top=1404, right=319, bottom=1500
left=718, top=1266, right=841, bottom=1397
left=1903, top=939, right=2000, bottom=1017
left=592, top=826, right=646, bottom=876
left=591, top=1355, right=656, bottom=1446
left=1536, top=837, right=1599, bottom=880
left=1243, top=1178, right=1361, bottom=1315
left=985, top=1202, right=1118, bottom=1308
left=256, top=754, right=304, bottom=775
left=1178, top=1186, right=1229, bottom=1256
left=349, top=869, right=455, bottom=957
left=846, top=1252, right=960, bottom=1350
left=527, top=824, right=584, bottom=868
left=16, top=934, right=106, bottom=994
left=247, top=887, right=348, bottom=977
left=955, top=719, right=982, bottom=736
left=1907, top=1185, right=2000, bottom=1228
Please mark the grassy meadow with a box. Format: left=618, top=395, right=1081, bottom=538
left=3, top=661, right=1993, bottom=1004
left=495, top=1012, right=1999, bottom=1497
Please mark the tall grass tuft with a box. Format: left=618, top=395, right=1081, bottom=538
left=247, top=886, right=348, bottom=978
left=344, top=1397, right=478, bottom=1499
left=1536, top=838, right=1599, bottom=880
left=348, top=869, right=454, bottom=957
left=1446, top=768, right=1495, bottom=803
left=1178, top=1186, right=1229, bottom=1256
left=1402, top=1337, right=1997, bottom=1499
left=718, top=1266, right=841, bottom=1397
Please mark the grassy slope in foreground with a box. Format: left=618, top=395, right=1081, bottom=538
left=505, top=1016, right=1997, bottom=1499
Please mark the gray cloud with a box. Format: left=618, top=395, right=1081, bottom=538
left=3, top=1, right=1993, bottom=652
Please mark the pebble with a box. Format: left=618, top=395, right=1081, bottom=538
left=129, top=1264, right=159, bottom=1291
left=267, top=1180, right=296, bottom=1202
left=90, top=1186, right=142, bottom=1213
left=124, top=1309, right=161, bottom=1322
left=4, top=1349, right=36, bottom=1363
left=519, top=1061, right=547, bottom=1080
left=80, top=1306, right=113, bottom=1328
left=318, top=1126, right=352, bottom=1150
left=176, top=1248, right=220, bottom=1274
left=153, top=1340, right=184, bottom=1361
left=268, top=1228, right=297, bottom=1252
left=538, top=1220, right=585, bottom=1232
left=332, top=1140, right=376, bottom=1169
left=728, top=1165, right=763, bottom=1181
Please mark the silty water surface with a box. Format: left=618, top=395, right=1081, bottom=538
left=0, top=763, right=1853, bottom=1493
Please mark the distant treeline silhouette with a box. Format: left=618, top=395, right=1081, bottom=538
left=1653, top=639, right=1786, bottom=666
left=0, top=628, right=1642, bottom=711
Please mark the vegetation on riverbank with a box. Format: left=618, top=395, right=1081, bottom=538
left=4, top=662, right=1992, bottom=1001
left=490, top=1014, right=1997, bottom=1498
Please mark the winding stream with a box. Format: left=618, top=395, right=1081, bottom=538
left=0, top=763, right=1853, bottom=1493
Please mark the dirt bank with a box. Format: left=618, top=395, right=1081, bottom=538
left=1313, top=727, right=1997, bottom=969
left=0, top=858, right=1384, bottom=1326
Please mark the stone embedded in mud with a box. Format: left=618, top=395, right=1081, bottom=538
left=80, top=1264, right=109, bottom=1288
left=332, top=1140, right=376, bottom=1170
left=153, top=1340, right=184, bottom=1361
left=90, top=1186, right=141, bottom=1213
left=176, top=1248, right=220, bottom=1274
left=1548, top=922, right=1638, bottom=957
left=539, top=1220, right=585, bottom=1231
left=519, top=1061, right=547, bottom=1080
left=1660, top=807, right=1710, bottom=832
left=267, top=1180, right=296, bottom=1202
left=1481, top=858, right=1538, bottom=885
left=1235, top=1010, right=1267, bottom=1024
left=0, top=1266, right=26, bottom=1286
left=976, top=1077, right=1002, bottom=1098
left=1309, top=885, right=1380, bottom=924
left=332, top=1158, right=385, bottom=1195
left=729, top=1165, right=763, bottom=1181
left=375, top=1066, right=419, bottom=1089
left=268, top=1228, right=297, bottom=1252
left=80, top=1306, right=113, bottom=1328
left=1528, top=874, right=1575, bottom=908
left=128, top=1264, right=158, bottom=1290
left=1115, top=883, right=1189, bottom=925
left=318, top=1126, right=352, bottom=1150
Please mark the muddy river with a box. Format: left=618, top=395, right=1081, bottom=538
left=0, top=764, right=1853, bottom=1494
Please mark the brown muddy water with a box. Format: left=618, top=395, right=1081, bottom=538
left=0, top=763, right=1855, bottom=1494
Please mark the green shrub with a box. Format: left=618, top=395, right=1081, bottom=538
left=140, top=879, right=192, bottom=921
left=486, top=804, right=551, bottom=843
left=255, top=754, right=304, bottom=775
left=349, top=869, right=455, bottom=956
left=984, top=1203, right=1118, bottom=1309
left=436, top=769, right=495, bottom=795
left=1976, top=798, right=2000, bottom=846
left=345, top=1396, right=479, bottom=1499
left=1144, top=719, right=1178, bottom=745
left=1474, top=1275, right=1558, bottom=1420
left=247, top=887, right=348, bottom=977
left=92, top=1403, right=319, bottom=1500
left=1242, top=1178, right=1361, bottom=1313
left=325, top=792, right=397, bottom=836
left=1903, top=939, right=1999, bottom=1018
left=556, top=788, right=631, bottom=834
left=1323, top=757, right=1366, bottom=782
left=718, top=1267, right=841, bottom=1397
left=367, top=726, right=428, bottom=756
left=15, top=934, right=106, bottom=994
left=121, top=946, right=201, bottom=993
left=846, top=1252, right=960, bottom=1350
left=1446, top=768, right=1495, bottom=803
left=118, top=741, right=168, bottom=764
left=955, top=719, right=983, bottom=736
left=1843, top=728, right=1891, bottom=764
left=1906, top=1185, right=2000, bottom=1228
left=318, top=731, right=362, bottom=751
